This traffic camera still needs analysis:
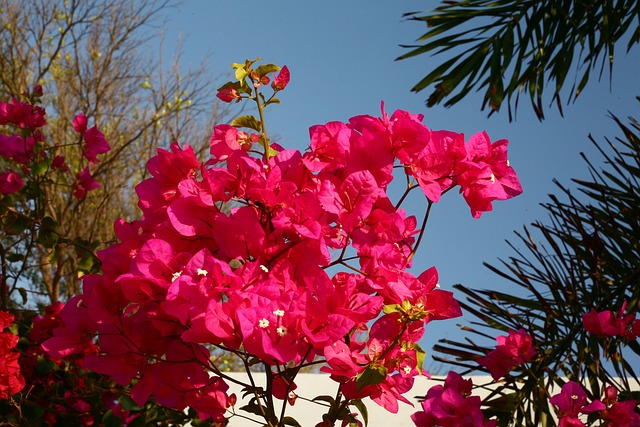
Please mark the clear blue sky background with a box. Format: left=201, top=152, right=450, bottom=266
left=162, top=1, right=640, bottom=365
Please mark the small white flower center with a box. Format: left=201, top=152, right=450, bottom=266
left=259, top=318, right=270, bottom=328
left=490, top=173, right=496, bottom=183
left=260, top=265, right=269, bottom=273
left=171, top=271, right=182, bottom=282
left=273, top=309, right=285, bottom=317
left=403, top=366, right=412, bottom=375
left=571, top=395, right=578, bottom=400
left=197, top=268, right=208, bottom=277
left=277, top=326, right=288, bottom=336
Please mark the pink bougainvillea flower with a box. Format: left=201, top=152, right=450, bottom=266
left=30, top=301, right=65, bottom=343
left=73, top=166, right=100, bottom=199
left=272, top=372, right=298, bottom=404
left=582, top=301, right=638, bottom=339
left=72, top=113, right=111, bottom=164
left=0, top=171, right=25, bottom=195
left=72, top=112, right=88, bottom=134
left=457, top=131, right=522, bottom=218
left=409, top=130, right=467, bottom=204
left=599, top=386, right=640, bottom=427
left=41, top=103, right=520, bottom=420
left=0, top=97, right=46, bottom=128
left=50, top=155, right=69, bottom=172
left=216, top=86, right=240, bottom=103
left=303, top=121, right=352, bottom=172
left=83, top=126, right=111, bottom=165
left=0, top=134, right=36, bottom=164
left=549, top=381, right=606, bottom=427
left=411, top=371, right=497, bottom=427
left=477, top=328, right=536, bottom=380
left=271, top=65, right=290, bottom=91
left=209, top=124, right=256, bottom=162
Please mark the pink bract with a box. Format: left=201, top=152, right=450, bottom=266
left=477, top=328, right=536, bottom=380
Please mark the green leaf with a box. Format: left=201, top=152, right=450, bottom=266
left=413, top=343, right=427, bottom=374
left=17, top=287, right=28, bottom=305
left=356, top=365, right=387, bottom=391
left=256, top=63, right=281, bottom=77
left=37, top=216, right=58, bottom=248
left=311, top=395, right=335, bottom=405
left=350, top=399, right=369, bottom=427
left=232, top=63, right=249, bottom=84
left=266, top=145, right=280, bottom=159
left=6, top=253, right=24, bottom=263
left=102, top=409, right=123, bottom=427
left=75, top=238, right=101, bottom=274
left=282, top=416, right=302, bottom=426
left=120, top=395, right=143, bottom=411
left=2, top=209, right=29, bottom=235
left=31, top=157, right=52, bottom=176
left=382, top=303, right=400, bottom=314
left=231, top=115, right=262, bottom=132
left=127, top=415, right=147, bottom=427
left=8, top=323, right=19, bottom=335
left=35, top=355, right=55, bottom=376
left=239, top=400, right=265, bottom=417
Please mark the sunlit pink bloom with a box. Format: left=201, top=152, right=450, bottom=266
left=272, top=65, right=290, bottom=91
left=410, top=130, right=467, bottom=203
left=457, top=132, right=522, bottom=218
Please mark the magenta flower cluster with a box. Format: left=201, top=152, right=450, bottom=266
left=41, top=99, right=521, bottom=421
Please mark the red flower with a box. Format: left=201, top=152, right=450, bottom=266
left=0, top=310, right=26, bottom=399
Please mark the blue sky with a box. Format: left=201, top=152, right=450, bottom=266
left=163, top=1, right=640, bottom=360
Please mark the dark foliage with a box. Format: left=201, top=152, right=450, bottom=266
left=399, top=1, right=640, bottom=120
left=433, top=104, right=640, bottom=425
